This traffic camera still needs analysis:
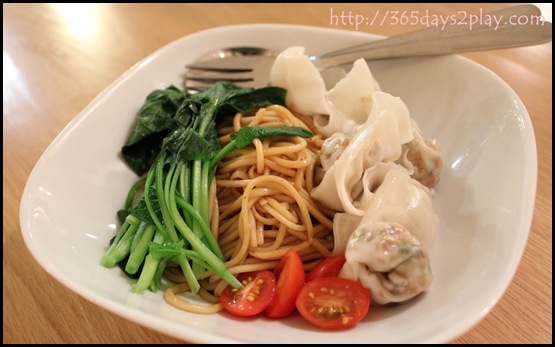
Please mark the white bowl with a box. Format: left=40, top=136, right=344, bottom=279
left=19, top=24, right=537, bottom=344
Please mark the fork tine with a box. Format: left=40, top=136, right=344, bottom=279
left=187, top=64, right=252, bottom=73
left=185, top=69, right=254, bottom=83
left=186, top=56, right=258, bottom=72
left=185, top=55, right=275, bottom=90
left=185, top=57, right=255, bottom=88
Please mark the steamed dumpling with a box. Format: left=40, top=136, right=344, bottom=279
left=270, top=45, right=442, bottom=305
left=357, top=168, right=438, bottom=251
left=396, top=119, right=443, bottom=187
left=315, top=58, right=382, bottom=137
left=338, top=169, right=438, bottom=304
left=310, top=91, right=414, bottom=215
left=330, top=168, right=438, bottom=304
left=332, top=167, right=438, bottom=255
left=339, top=221, right=433, bottom=305
left=269, top=46, right=328, bottom=115
left=269, top=47, right=382, bottom=137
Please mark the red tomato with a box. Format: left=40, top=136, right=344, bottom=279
left=264, top=249, right=306, bottom=318
left=296, top=277, right=370, bottom=330
left=306, top=255, right=346, bottom=282
left=220, top=270, right=276, bottom=317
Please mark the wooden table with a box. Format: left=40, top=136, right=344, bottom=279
left=3, top=3, right=552, bottom=344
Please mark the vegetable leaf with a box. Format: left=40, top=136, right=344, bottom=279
left=231, top=126, right=313, bottom=149
left=122, top=86, right=188, bottom=175
left=121, top=82, right=287, bottom=176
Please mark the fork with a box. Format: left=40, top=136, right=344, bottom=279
left=185, top=4, right=552, bottom=91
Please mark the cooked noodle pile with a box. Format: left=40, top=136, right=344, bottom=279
left=164, top=104, right=335, bottom=313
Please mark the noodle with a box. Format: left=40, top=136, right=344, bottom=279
left=165, top=282, right=223, bottom=314
left=164, top=104, right=335, bottom=313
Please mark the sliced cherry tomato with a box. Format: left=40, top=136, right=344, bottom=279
left=296, top=277, right=370, bottom=330
left=264, top=248, right=306, bottom=318
left=220, top=270, right=276, bottom=317
left=306, top=255, right=346, bottom=282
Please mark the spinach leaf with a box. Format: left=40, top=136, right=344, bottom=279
left=121, top=82, right=286, bottom=176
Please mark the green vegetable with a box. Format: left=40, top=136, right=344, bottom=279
left=101, top=81, right=313, bottom=295
left=209, top=126, right=314, bottom=171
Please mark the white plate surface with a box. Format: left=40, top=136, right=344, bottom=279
left=20, top=24, right=537, bottom=344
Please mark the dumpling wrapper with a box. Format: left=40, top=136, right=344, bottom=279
left=338, top=169, right=438, bottom=304
left=339, top=220, right=433, bottom=305
left=269, top=46, right=328, bottom=115
left=269, top=47, right=381, bottom=136
left=311, top=91, right=414, bottom=215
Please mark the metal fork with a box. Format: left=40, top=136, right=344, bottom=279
left=185, top=4, right=552, bottom=91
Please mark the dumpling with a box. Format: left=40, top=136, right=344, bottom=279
left=361, top=167, right=438, bottom=249
left=271, top=45, right=442, bottom=306
left=339, top=221, right=433, bottom=305
left=330, top=212, right=362, bottom=256
left=396, top=119, right=443, bottom=188
left=269, top=46, right=328, bottom=115
left=311, top=91, right=414, bottom=215
left=269, top=48, right=382, bottom=137
left=315, top=58, right=382, bottom=137
left=338, top=168, right=439, bottom=304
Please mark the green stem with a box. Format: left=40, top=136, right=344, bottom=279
left=143, top=163, right=169, bottom=241
left=100, top=214, right=140, bottom=268
left=155, top=153, right=200, bottom=293
left=149, top=257, right=169, bottom=292
left=209, top=140, right=237, bottom=171
left=168, top=193, right=241, bottom=288
left=200, top=160, right=211, bottom=223
left=191, top=159, right=203, bottom=238
left=126, top=223, right=156, bottom=275
left=177, top=162, right=192, bottom=226
left=131, top=253, right=159, bottom=293
left=175, top=196, right=224, bottom=261
left=130, top=221, right=148, bottom=252
left=125, top=177, right=146, bottom=210
left=155, top=154, right=178, bottom=241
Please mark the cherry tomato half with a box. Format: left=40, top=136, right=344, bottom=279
left=220, top=270, right=276, bottom=317
left=264, top=249, right=306, bottom=318
left=306, top=255, right=346, bottom=282
left=296, top=277, right=370, bottom=330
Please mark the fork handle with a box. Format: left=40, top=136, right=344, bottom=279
left=311, top=4, right=552, bottom=69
